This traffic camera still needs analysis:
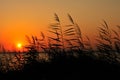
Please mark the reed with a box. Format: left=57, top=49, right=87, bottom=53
left=96, top=21, right=120, bottom=63
left=112, top=25, right=120, bottom=53
left=1, top=14, right=120, bottom=73
left=96, top=20, right=112, bottom=54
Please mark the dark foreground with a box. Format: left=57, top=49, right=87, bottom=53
left=0, top=55, right=120, bottom=80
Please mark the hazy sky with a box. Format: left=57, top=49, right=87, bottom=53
left=0, top=0, right=120, bottom=49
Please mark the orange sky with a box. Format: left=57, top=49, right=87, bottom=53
left=0, top=0, right=120, bottom=50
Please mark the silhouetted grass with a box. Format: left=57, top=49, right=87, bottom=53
left=0, top=14, right=120, bottom=80
left=112, top=25, right=120, bottom=53
left=96, top=20, right=120, bottom=63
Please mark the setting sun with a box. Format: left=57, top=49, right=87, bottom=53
left=17, top=43, right=22, bottom=49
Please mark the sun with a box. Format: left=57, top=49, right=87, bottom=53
left=17, top=43, right=22, bottom=49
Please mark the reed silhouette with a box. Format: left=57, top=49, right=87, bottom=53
left=0, top=14, right=120, bottom=80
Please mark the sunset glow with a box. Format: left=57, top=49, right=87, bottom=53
left=0, top=0, right=120, bottom=78
left=0, top=0, right=120, bottom=50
